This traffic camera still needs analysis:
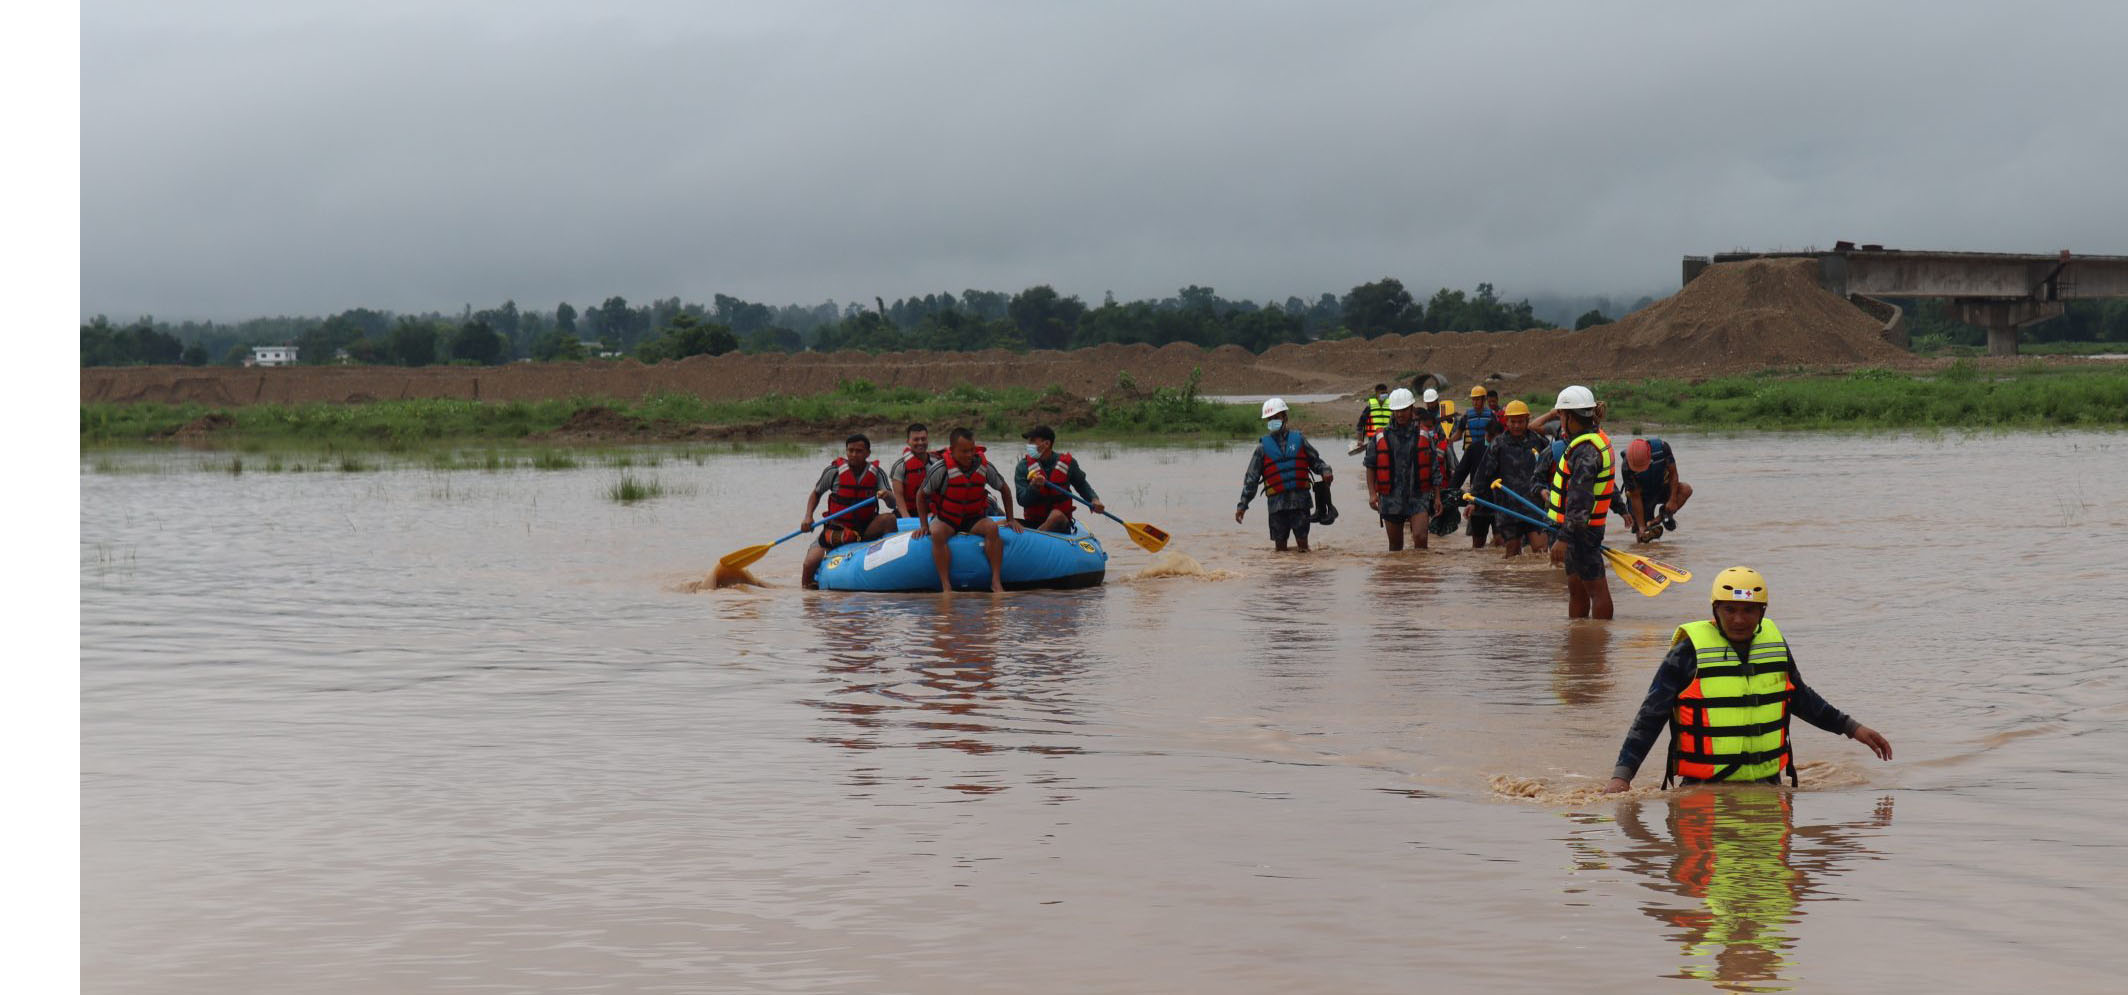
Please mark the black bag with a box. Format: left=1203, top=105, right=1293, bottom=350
left=1430, top=490, right=1461, bottom=536
left=1310, top=480, right=1339, bottom=526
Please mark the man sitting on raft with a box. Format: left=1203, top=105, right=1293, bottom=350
left=1014, top=424, right=1105, bottom=533
left=917, top=427, right=1024, bottom=593
left=799, top=433, right=898, bottom=589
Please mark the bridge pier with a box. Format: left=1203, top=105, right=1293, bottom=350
left=1950, top=298, right=2063, bottom=357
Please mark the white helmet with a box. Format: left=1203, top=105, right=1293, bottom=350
left=1386, top=387, right=1415, bottom=411
left=1260, top=397, right=1290, bottom=419
left=1421, top=388, right=1439, bottom=404
left=1555, top=385, right=1597, bottom=412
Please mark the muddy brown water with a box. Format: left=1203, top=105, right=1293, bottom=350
left=82, top=433, right=2128, bottom=993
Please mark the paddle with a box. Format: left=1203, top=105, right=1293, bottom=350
left=1464, top=491, right=1669, bottom=597
left=1032, top=472, right=1171, bottom=553
left=717, top=497, right=879, bottom=572
left=1487, top=482, right=1692, bottom=583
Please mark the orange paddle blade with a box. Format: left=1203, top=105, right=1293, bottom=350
left=718, top=543, right=774, bottom=570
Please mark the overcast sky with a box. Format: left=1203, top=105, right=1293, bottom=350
left=80, top=1, right=2128, bottom=321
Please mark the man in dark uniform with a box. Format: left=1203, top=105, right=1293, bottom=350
left=1546, top=385, right=1614, bottom=619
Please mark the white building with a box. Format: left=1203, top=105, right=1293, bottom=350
left=247, top=345, right=299, bottom=367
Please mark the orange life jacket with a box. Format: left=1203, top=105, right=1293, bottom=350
left=895, top=448, right=935, bottom=514
left=1370, top=428, right=1440, bottom=493
left=931, top=447, right=991, bottom=524
left=822, top=457, right=883, bottom=540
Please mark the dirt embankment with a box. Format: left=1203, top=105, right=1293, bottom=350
left=85, top=259, right=1919, bottom=408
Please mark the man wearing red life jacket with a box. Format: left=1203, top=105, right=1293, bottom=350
left=1014, top=424, right=1105, bottom=532
left=917, top=427, right=1024, bottom=593
left=1362, top=388, right=1444, bottom=551
left=885, top=423, right=938, bottom=518
left=799, top=434, right=897, bottom=589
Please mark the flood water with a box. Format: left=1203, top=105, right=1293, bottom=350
left=82, top=432, right=2128, bottom=993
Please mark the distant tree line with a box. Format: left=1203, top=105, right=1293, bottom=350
left=82, top=279, right=1594, bottom=368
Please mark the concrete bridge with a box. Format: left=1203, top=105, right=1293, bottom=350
left=1683, top=245, right=2128, bottom=355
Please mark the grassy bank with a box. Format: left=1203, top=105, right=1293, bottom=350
left=1570, top=363, right=2128, bottom=431
left=81, top=376, right=1265, bottom=449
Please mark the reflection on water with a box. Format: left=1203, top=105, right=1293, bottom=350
left=1552, top=620, right=1614, bottom=706
left=1570, top=791, right=1895, bottom=993
left=801, top=595, right=1092, bottom=796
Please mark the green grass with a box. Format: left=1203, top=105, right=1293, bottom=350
left=1486, top=365, right=2128, bottom=430
left=606, top=472, right=664, bottom=504
left=81, top=373, right=1265, bottom=451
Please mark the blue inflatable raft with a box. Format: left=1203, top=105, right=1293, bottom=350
left=814, top=517, right=1107, bottom=592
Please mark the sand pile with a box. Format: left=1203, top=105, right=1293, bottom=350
left=1586, top=258, right=1905, bottom=372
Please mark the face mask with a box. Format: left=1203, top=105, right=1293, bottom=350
left=1266, top=418, right=1284, bottom=433
left=1378, top=394, right=1388, bottom=403
left=1025, top=444, right=1040, bottom=458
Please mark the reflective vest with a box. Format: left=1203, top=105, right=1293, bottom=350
left=1018, top=452, right=1077, bottom=521
left=894, top=448, right=935, bottom=514
left=822, top=457, right=883, bottom=539
left=1667, top=619, right=1796, bottom=786
left=1545, top=430, right=1614, bottom=529
left=930, top=447, right=991, bottom=523
left=1370, top=426, right=1439, bottom=493
left=1363, top=397, right=1393, bottom=435
left=1260, top=430, right=1310, bottom=495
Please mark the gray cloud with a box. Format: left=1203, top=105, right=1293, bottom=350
left=83, top=0, right=2128, bottom=320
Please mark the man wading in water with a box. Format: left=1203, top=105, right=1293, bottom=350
left=1545, top=385, right=1615, bottom=619
left=1363, top=388, right=1444, bottom=551
left=1603, top=567, right=1893, bottom=792
left=1237, top=397, right=1333, bottom=552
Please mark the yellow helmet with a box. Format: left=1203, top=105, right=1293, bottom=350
left=1469, top=385, right=1487, bottom=398
left=1440, top=399, right=1457, bottom=418
left=1711, top=566, right=1769, bottom=606
left=1502, top=400, right=1530, bottom=416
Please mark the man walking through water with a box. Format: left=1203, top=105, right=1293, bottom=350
left=917, top=427, right=1023, bottom=593
left=1237, top=397, right=1333, bottom=552
left=1472, top=399, right=1552, bottom=558
left=1603, top=566, right=1893, bottom=792
left=1545, top=385, right=1614, bottom=619
left=1363, top=388, right=1444, bottom=550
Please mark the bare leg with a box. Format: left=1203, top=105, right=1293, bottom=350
left=1040, top=509, right=1071, bottom=533
left=1589, top=575, right=1614, bottom=619
left=928, top=519, right=956, bottom=593
left=972, top=519, right=1006, bottom=592
left=801, top=542, right=825, bottom=589
left=1567, top=576, right=1591, bottom=619
left=863, top=515, right=896, bottom=540
left=1667, top=481, right=1693, bottom=517
left=1384, top=517, right=1404, bottom=551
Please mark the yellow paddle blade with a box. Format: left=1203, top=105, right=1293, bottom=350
left=1124, top=521, right=1171, bottom=553
left=1603, top=547, right=1670, bottom=597
left=718, top=543, right=774, bottom=570
left=1634, top=551, right=1692, bottom=583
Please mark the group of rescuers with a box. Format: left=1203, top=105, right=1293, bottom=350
left=1335, top=380, right=1693, bottom=619
left=799, top=422, right=1102, bottom=594
left=794, top=385, right=1893, bottom=791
